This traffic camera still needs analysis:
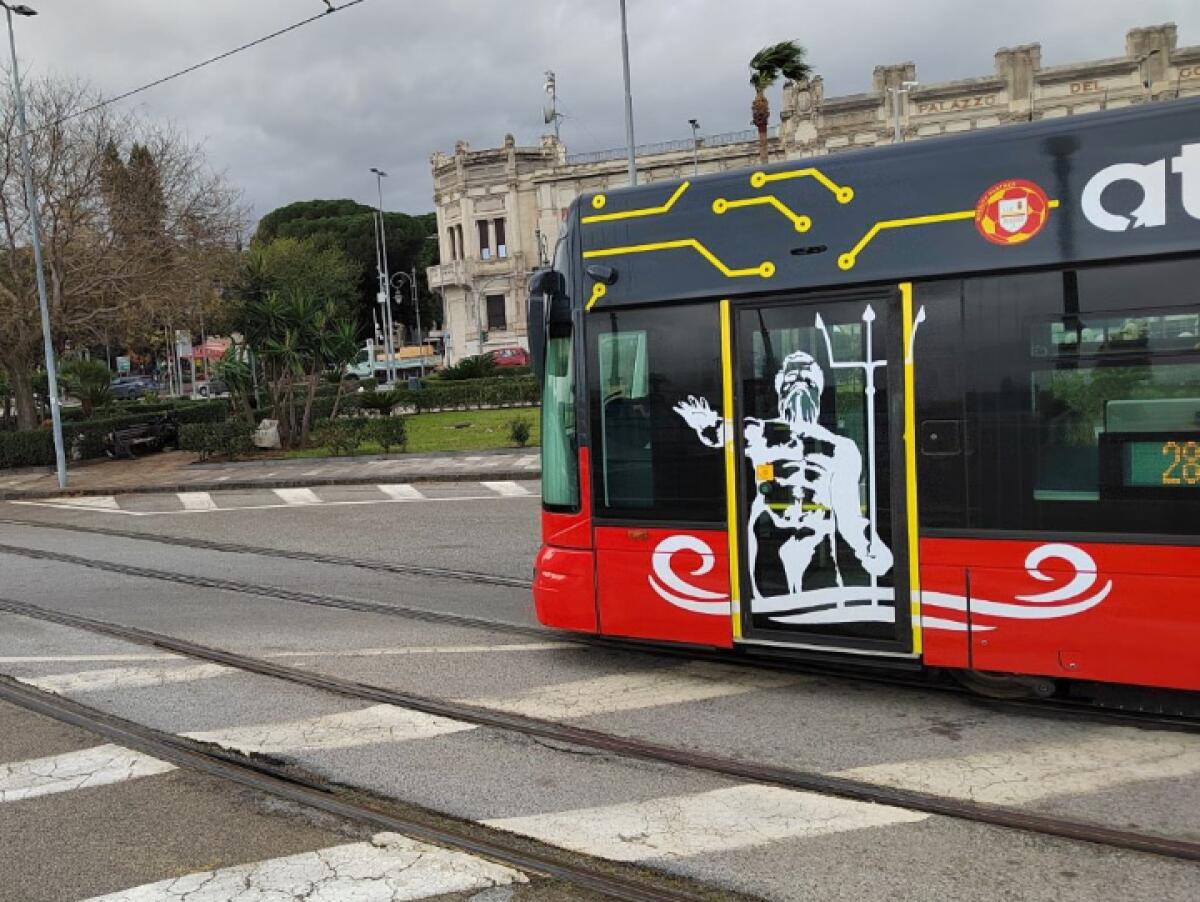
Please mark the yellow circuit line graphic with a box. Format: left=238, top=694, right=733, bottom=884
left=584, top=239, right=775, bottom=281
left=582, top=181, right=690, bottom=224
left=751, top=167, right=854, bottom=203
left=837, top=199, right=1061, bottom=271
left=585, top=282, right=607, bottom=312
left=712, top=196, right=812, bottom=233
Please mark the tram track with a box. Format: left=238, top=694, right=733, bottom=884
left=0, top=529, right=1198, bottom=732
left=1, top=593, right=1198, bottom=864
left=0, top=674, right=719, bottom=902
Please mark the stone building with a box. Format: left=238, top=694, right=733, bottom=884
left=427, top=23, right=1199, bottom=364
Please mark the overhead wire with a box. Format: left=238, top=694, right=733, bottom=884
left=23, top=0, right=370, bottom=134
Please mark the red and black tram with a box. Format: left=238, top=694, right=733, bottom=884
left=527, top=97, right=1200, bottom=697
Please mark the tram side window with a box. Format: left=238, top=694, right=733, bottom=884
left=962, top=258, right=1200, bottom=537
left=541, top=326, right=578, bottom=510
left=589, top=305, right=725, bottom=523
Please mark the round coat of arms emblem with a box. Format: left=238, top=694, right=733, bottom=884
left=975, top=179, right=1051, bottom=245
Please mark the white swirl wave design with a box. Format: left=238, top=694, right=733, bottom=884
left=647, top=535, right=731, bottom=616
left=923, top=543, right=1113, bottom=632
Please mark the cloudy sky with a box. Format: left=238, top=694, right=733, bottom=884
left=12, top=1, right=1199, bottom=219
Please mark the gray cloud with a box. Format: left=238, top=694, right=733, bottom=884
left=12, top=1, right=1198, bottom=219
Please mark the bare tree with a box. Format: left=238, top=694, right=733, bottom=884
left=0, top=74, right=245, bottom=429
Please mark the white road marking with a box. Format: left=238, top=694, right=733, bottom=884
left=481, top=480, right=531, bottom=497
left=465, top=662, right=804, bottom=720
left=177, top=491, right=217, bottom=511
left=485, top=784, right=927, bottom=861
left=82, top=832, right=526, bottom=901
left=272, top=487, right=322, bottom=506
left=57, top=496, right=120, bottom=510
left=184, top=704, right=474, bottom=755
left=378, top=483, right=425, bottom=500
left=268, top=642, right=572, bottom=659
left=8, top=491, right=531, bottom=517
left=835, top=731, right=1200, bottom=805
left=0, top=744, right=175, bottom=803
left=0, top=653, right=178, bottom=664
left=22, top=663, right=233, bottom=694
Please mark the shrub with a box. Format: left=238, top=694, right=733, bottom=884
left=508, top=417, right=532, bottom=448
left=312, top=418, right=366, bottom=456
left=0, top=428, right=62, bottom=469
left=366, top=416, right=407, bottom=453
left=63, top=401, right=230, bottom=461
left=439, top=354, right=497, bottom=381
left=357, top=390, right=398, bottom=415
left=179, top=420, right=253, bottom=461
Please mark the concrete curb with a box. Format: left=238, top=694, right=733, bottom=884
left=0, top=469, right=541, bottom=502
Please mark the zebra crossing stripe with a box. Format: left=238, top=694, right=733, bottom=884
left=378, top=483, right=425, bottom=500
left=22, top=663, right=233, bottom=694
left=834, top=731, right=1200, bottom=805
left=464, top=662, right=804, bottom=719
left=0, top=745, right=175, bottom=803
left=481, top=481, right=531, bottom=497
left=183, top=704, right=474, bottom=755
left=484, top=784, right=927, bottom=861
left=177, top=492, right=217, bottom=511
left=57, top=496, right=120, bottom=510
left=80, top=832, right=526, bottom=901
left=271, top=487, right=322, bottom=505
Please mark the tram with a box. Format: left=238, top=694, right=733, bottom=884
left=527, top=97, right=1200, bottom=697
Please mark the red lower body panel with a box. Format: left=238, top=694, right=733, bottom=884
left=921, top=538, right=1200, bottom=692
left=533, top=544, right=597, bottom=632
left=594, top=526, right=733, bottom=647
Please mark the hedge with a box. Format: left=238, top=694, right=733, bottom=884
left=0, top=401, right=234, bottom=468
left=0, top=428, right=60, bottom=468
left=178, top=420, right=252, bottom=461
left=382, top=377, right=539, bottom=414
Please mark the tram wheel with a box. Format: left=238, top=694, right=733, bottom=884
left=954, top=670, right=1059, bottom=700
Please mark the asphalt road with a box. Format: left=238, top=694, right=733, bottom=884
left=1, top=486, right=1198, bottom=901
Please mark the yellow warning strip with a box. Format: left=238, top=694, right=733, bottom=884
left=582, top=181, right=690, bottom=224
left=584, top=239, right=774, bottom=280
left=900, top=282, right=922, bottom=656
left=713, top=196, right=811, bottom=233
left=720, top=299, right=742, bottom=639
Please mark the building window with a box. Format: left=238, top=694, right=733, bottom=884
left=486, top=294, right=507, bottom=330
left=446, top=227, right=457, bottom=261
left=455, top=224, right=464, bottom=261
left=478, top=220, right=492, bottom=260
left=495, top=218, right=507, bottom=259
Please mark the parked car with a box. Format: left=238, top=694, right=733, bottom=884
left=192, top=378, right=228, bottom=399
left=490, top=347, right=529, bottom=368
left=109, top=376, right=160, bottom=400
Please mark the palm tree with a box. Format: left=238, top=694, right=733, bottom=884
left=749, top=41, right=811, bottom=165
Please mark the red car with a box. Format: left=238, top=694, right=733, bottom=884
left=490, top=347, right=529, bottom=367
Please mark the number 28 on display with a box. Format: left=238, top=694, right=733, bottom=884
left=1163, top=441, right=1200, bottom=486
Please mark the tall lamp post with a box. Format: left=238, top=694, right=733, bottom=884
left=369, top=167, right=397, bottom=386
left=391, top=267, right=424, bottom=378
left=4, top=2, right=65, bottom=488
left=688, top=118, right=700, bottom=176
left=619, top=0, right=637, bottom=186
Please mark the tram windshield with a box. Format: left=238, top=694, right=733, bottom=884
left=540, top=237, right=578, bottom=509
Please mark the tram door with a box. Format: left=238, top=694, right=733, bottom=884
left=731, top=289, right=914, bottom=654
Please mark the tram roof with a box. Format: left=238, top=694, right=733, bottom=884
left=573, top=96, right=1200, bottom=309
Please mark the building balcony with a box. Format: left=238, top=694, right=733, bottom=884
left=426, top=253, right=528, bottom=291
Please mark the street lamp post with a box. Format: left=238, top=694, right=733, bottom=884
left=369, top=167, right=397, bottom=386
left=391, top=267, right=424, bottom=378
left=619, top=0, right=637, bottom=186
left=688, top=118, right=700, bottom=176
left=4, top=2, right=66, bottom=488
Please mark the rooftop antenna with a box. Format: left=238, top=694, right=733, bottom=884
left=543, top=70, right=563, bottom=141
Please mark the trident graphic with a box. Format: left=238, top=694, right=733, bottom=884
left=814, top=305, right=887, bottom=606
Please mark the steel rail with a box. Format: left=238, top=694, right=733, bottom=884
left=0, top=674, right=715, bottom=902
left=0, top=532, right=1197, bottom=732
left=1, top=595, right=1197, bottom=864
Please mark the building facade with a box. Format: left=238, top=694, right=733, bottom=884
left=427, top=23, right=1200, bottom=364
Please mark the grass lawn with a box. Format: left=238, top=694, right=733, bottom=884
left=284, top=407, right=540, bottom=458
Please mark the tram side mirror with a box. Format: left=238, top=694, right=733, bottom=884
left=527, top=268, right=567, bottom=380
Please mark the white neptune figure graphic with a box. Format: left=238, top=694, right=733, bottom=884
left=674, top=341, right=892, bottom=619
